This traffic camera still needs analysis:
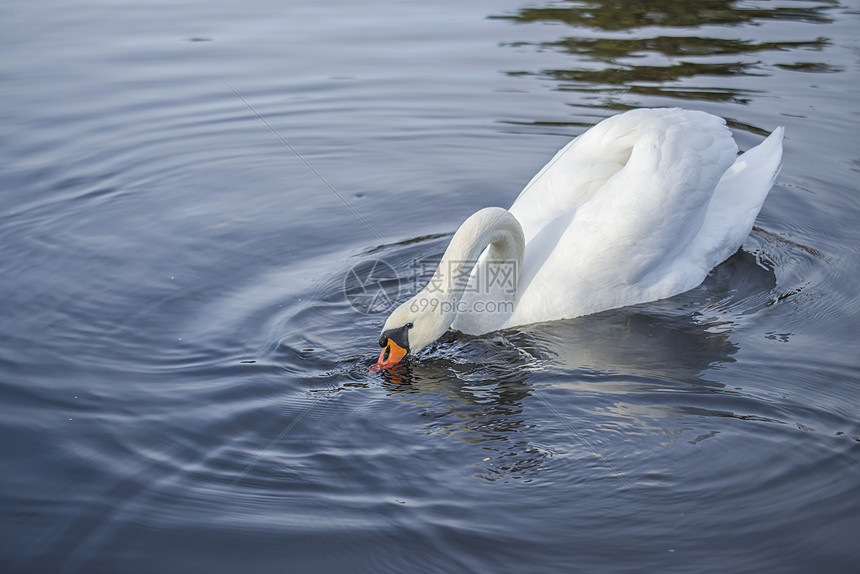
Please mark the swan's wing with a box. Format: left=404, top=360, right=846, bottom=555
left=618, top=127, right=784, bottom=305
left=511, top=109, right=740, bottom=325
left=509, top=109, right=663, bottom=242
left=548, top=109, right=738, bottom=281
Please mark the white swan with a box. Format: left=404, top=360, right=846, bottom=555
left=376, top=108, right=783, bottom=368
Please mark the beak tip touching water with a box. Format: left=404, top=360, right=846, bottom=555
left=374, top=339, right=407, bottom=370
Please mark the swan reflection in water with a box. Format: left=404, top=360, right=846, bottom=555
left=372, top=248, right=776, bottom=482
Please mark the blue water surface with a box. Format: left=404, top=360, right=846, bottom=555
left=1, top=1, right=859, bottom=572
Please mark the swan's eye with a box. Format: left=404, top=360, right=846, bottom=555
left=406, top=322, right=414, bottom=329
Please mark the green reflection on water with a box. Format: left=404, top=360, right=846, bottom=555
left=495, top=0, right=836, bottom=31
left=496, top=0, right=839, bottom=105
left=545, top=36, right=829, bottom=63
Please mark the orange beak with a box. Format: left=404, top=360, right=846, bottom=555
left=376, top=339, right=407, bottom=369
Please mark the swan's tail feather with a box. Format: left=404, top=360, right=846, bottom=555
left=723, top=126, right=784, bottom=198
left=695, top=126, right=784, bottom=268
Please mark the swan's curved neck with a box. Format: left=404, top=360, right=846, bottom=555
left=419, top=207, right=525, bottom=332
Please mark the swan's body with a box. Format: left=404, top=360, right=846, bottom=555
left=376, top=108, right=783, bottom=366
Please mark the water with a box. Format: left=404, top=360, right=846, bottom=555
left=2, top=0, right=859, bottom=572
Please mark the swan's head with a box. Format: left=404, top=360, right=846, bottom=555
left=376, top=294, right=451, bottom=368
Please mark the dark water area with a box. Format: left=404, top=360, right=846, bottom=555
left=2, top=0, right=859, bottom=572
